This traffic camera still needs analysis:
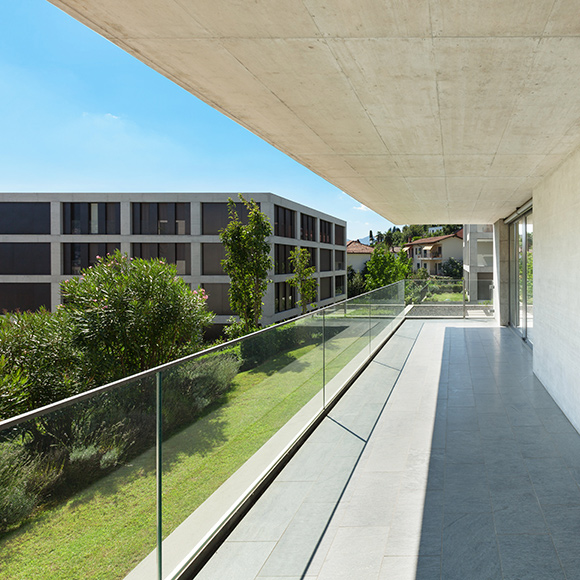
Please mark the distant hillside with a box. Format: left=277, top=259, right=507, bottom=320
left=349, top=235, right=371, bottom=245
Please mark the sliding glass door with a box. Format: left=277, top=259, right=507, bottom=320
left=509, top=210, right=533, bottom=344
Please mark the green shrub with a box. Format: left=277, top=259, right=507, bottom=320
left=0, top=440, right=55, bottom=531
left=0, top=355, right=29, bottom=421
left=163, top=350, right=241, bottom=432
left=61, top=251, right=214, bottom=386
left=0, top=310, right=81, bottom=415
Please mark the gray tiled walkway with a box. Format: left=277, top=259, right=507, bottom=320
left=196, top=320, right=580, bottom=580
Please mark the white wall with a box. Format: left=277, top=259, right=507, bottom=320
left=441, top=237, right=464, bottom=262
left=534, top=145, right=580, bottom=432
left=348, top=253, right=370, bottom=273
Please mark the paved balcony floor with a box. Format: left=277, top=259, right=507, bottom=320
left=196, top=319, right=580, bottom=580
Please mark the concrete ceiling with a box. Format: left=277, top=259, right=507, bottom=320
left=48, top=0, right=580, bottom=224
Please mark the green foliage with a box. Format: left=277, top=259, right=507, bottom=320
left=0, top=441, right=41, bottom=531
left=162, top=351, right=241, bottom=431
left=347, top=265, right=367, bottom=298
left=365, top=249, right=411, bottom=291
left=0, top=309, right=80, bottom=416
left=441, top=257, right=464, bottom=279
left=412, top=267, right=429, bottom=279
left=287, top=248, right=317, bottom=314
left=61, top=250, right=213, bottom=385
left=0, top=355, right=29, bottom=420
left=220, top=195, right=273, bottom=335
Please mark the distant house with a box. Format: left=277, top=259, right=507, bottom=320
left=346, top=239, right=374, bottom=272
left=403, top=229, right=464, bottom=275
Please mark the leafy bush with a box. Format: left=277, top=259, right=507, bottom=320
left=0, top=441, right=40, bottom=531
left=162, top=350, right=241, bottom=432
left=61, top=251, right=214, bottom=386
left=0, top=355, right=29, bottom=421
left=441, top=257, right=463, bottom=279
left=0, top=309, right=81, bottom=416
left=0, top=439, right=61, bottom=532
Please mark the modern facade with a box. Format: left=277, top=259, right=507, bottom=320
left=402, top=230, right=464, bottom=276
left=463, top=224, right=494, bottom=302
left=0, top=193, right=347, bottom=327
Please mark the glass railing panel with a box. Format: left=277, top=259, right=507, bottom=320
left=322, top=295, right=373, bottom=401
left=159, top=313, right=325, bottom=576
left=370, top=281, right=405, bottom=351
left=0, top=375, right=157, bottom=580
left=405, top=279, right=465, bottom=318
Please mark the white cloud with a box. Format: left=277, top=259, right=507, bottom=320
left=353, top=204, right=370, bottom=211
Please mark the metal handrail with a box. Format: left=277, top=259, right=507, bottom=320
left=0, top=280, right=405, bottom=431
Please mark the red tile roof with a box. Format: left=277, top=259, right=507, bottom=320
left=347, top=239, right=374, bottom=254
left=403, top=228, right=463, bottom=248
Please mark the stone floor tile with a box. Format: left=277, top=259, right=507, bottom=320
left=497, top=534, right=565, bottom=580
left=195, top=541, right=276, bottom=580
left=441, top=512, right=501, bottom=580
left=491, top=487, right=548, bottom=534
left=317, top=526, right=388, bottom=580
left=526, top=457, right=580, bottom=506
left=379, top=556, right=441, bottom=580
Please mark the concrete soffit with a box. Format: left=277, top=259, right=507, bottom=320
left=47, top=0, right=580, bottom=224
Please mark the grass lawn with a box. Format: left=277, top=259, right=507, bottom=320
left=426, top=292, right=463, bottom=302
left=0, top=321, right=371, bottom=580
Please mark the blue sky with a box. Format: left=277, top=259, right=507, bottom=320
left=0, top=2, right=398, bottom=240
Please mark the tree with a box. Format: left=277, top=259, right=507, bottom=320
left=365, top=248, right=411, bottom=291
left=347, top=265, right=367, bottom=298
left=441, top=257, right=463, bottom=279
left=61, top=250, right=213, bottom=385
left=220, top=194, right=273, bottom=336
left=369, top=230, right=375, bottom=246
left=441, top=224, right=462, bottom=235
left=288, top=247, right=318, bottom=314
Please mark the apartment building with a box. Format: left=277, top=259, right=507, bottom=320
left=402, top=229, right=464, bottom=275
left=0, top=193, right=347, bottom=327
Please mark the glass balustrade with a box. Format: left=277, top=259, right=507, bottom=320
left=0, top=281, right=407, bottom=580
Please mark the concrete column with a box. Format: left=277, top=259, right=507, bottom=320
left=493, top=219, right=509, bottom=326
left=120, top=201, right=131, bottom=235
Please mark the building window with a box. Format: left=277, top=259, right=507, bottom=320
left=319, top=220, right=332, bottom=244
left=275, top=281, right=296, bottom=313
left=202, top=202, right=254, bottom=235
left=320, top=249, right=332, bottom=272
left=202, top=283, right=232, bottom=315
left=334, top=250, right=345, bottom=271
left=62, top=243, right=120, bottom=275
left=335, top=224, right=345, bottom=246
left=335, top=275, right=345, bottom=296
left=300, top=214, right=316, bottom=241
left=0, top=283, right=51, bottom=312
left=275, top=205, right=295, bottom=238
left=201, top=243, right=226, bottom=275
left=132, top=203, right=190, bottom=235
left=63, top=203, right=120, bottom=235
left=0, top=243, right=51, bottom=275
left=132, top=243, right=191, bottom=275
left=0, top=203, right=50, bottom=235
left=275, top=244, right=294, bottom=275
left=320, top=277, right=332, bottom=300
